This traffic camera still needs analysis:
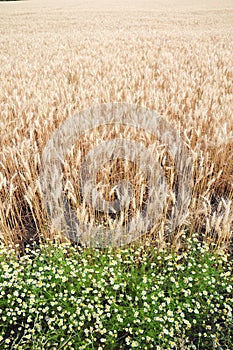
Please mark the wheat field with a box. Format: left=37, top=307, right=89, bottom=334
left=0, top=0, right=232, bottom=250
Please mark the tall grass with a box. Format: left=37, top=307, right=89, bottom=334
left=0, top=0, right=232, bottom=250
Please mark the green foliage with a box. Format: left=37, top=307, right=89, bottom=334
left=0, top=235, right=232, bottom=349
